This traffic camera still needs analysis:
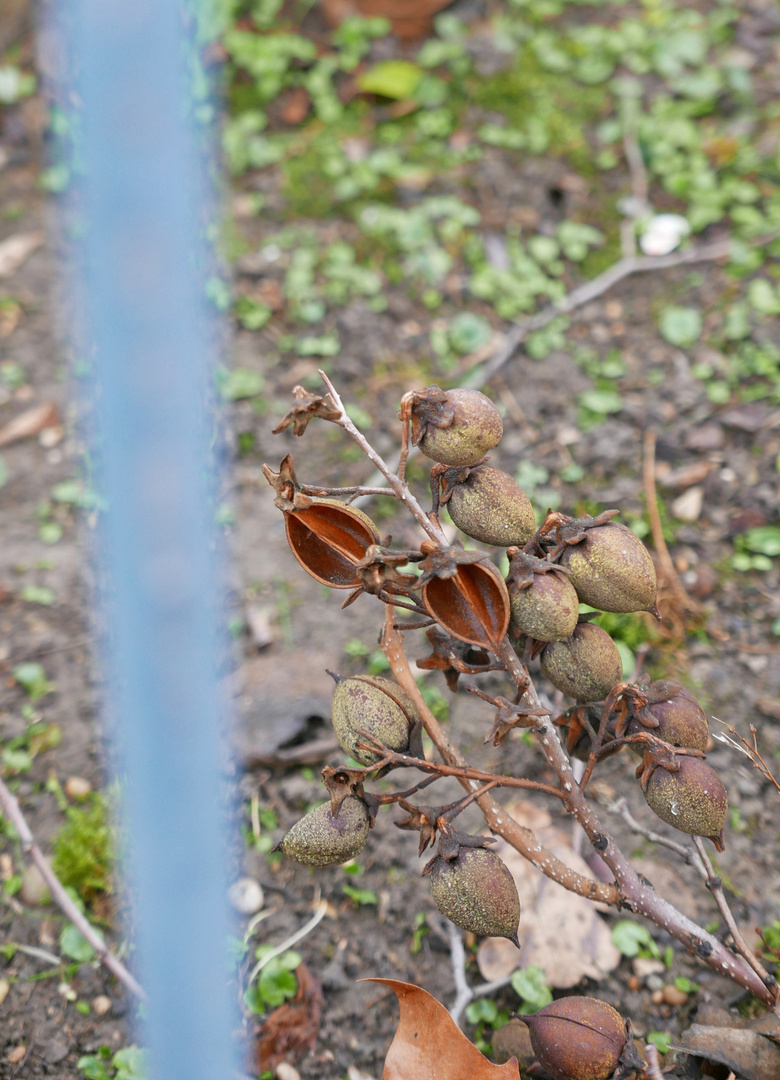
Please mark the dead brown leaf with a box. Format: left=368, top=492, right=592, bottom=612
left=256, top=963, right=323, bottom=1073
left=679, top=1023, right=780, bottom=1080
left=0, top=402, right=60, bottom=448
left=0, top=232, right=44, bottom=278
left=367, top=979, right=519, bottom=1079
left=476, top=801, right=620, bottom=987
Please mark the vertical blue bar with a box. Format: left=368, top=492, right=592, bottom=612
left=72, top=0, right=235, bottom=1076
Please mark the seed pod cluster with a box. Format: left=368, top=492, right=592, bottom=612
left=427, top=847, right=521, bottom=945
left=276, top=796, right=371, bottom=867
left=507, top=550, right=579, bottom=643
left=443, top=465, right=535, bottom=547
left=520, top=996, right=638, bottom=1080
left=331, top=674, right=418, bottom=766
left=559, top=519, right=658, bottom=616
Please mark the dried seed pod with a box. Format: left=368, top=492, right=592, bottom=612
left=540, top=623, right=622, bottom=702
left=520, top=996, right=633, bottom=1080
left=276, top=795, right=370, bottom=867
left=507, top=552, right=580, bottom=643
left=423, top=558, right=510, bottom=652
left=644, top=756, right=727, bottom=850
left=409, top=386, right=503, bottom=466
left=628, top=680, right=709, bottom=754
left=428, top=847, right=520, bottom=944
left=444, top=466, right=535, bottom=547
left=331, top=674, right=418, bottom=766
left=285, top=497, right=380, bottom=588
left=560, top=521, right=657, bottom=615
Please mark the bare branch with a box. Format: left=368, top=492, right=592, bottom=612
left=0, top=774, right=146, bottom=1002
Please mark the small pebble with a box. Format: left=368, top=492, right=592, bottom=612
left=662, top=984, right=688, bottom=1007
left=20, top=864, right=51, bottom=906
left=92, top=995, right=112, bottom=1016
left=227, top=877, right=264, bottom=916
left=0, top=979, right=9, bottom=1005
left=65, top=776, right=93, bottom=800
left=651, top=989, right=664, bottom=1005
left=7, top=1045, right=26, bottom=1064
left=276, top=1064, right=301, bottom=1080
left=646, top=974, right=665, bottom=992
left=627, top=975, right=641, bottom=992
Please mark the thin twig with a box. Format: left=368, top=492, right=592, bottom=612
left=644, top=1043, right=666, bottom=1080
left=642, top=430, right=696, bottom=624
left=691, top=836, right=777, bottom=997
left=356, top=738, right=565, bottom=801
left=9, top=942, right=63, bottom=967
left=0, top=774, right=146, bottom=1001
left=465, top=238, right=731, bottom=387
left=606, top=796, right=695, bottom=865
left=444, top=920, right=472, bottom=1026
left=244, top=893, right=328, bottom=991
left=712, top=720, right=780, bottom=794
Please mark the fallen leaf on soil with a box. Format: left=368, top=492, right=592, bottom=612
left=366, top=979, right=519, bottom=1079
left=476, top=800, right=620, bottom=987
left=0, top=402, right=60, bottom=448
left=256, top=963, right=323, bottom=1073
left=679, top=1023, right=780, bottom=1080
left=0, top=232, right=44, bottom=278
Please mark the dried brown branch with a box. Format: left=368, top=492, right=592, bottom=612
left=691, top=835, right=777, bottom=1000
left=0, top=773, right=146, bottom=1001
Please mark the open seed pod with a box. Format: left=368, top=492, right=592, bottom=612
left=427, top=846, right=521, bottom=944
left=507, top=550, right=579, bottom=642
left=422, top=557, right=510, bottom=652
left=559, top=520, right=658, bottom=615
left=644, top=756, right=727, bottom=851
left=276, top=795, right=371, bottom=867
left=284, top=497, right=381, bottom=588
left=407, top=386, right=503, bottom=466
left=442, top=465, right=535, bottom=547
left=540, top=622, right=622, bottom=702
left=519, top=996, right=639, bottom=1080
left=331, top=674, right=419, bottom=766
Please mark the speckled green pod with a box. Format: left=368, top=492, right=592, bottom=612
left=644, top=757, right=727, bottom=850
left=446, top=466, right=535, bottom=547
left=331, top=675, right=417, bottom=766
left=417, top=389, right=503, bottom=466
left=429, top=847, right=520, bottom=944
left=560, top=521, right=657, bottom=614
left=509, top=572, right=580, bottom=642
left=520, top=997, right=629, bottom=1080
left=540, top=623, right=622, bottom=702
left=277, top=796, right=370, bottom=867
left=628, top=682, right=709, bottom=754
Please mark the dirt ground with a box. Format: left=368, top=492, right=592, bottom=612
left=1, top=2, right=780, bottom=1078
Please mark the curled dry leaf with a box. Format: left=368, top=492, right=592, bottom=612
left=679, top=1023, right=780, bottom=1080
left=272, top=384, right=341, bottom=437
left=476, top=801, right=620, bottom=987
left=256, top=963, right=324, bottom=1073
left=423, top=559, right=510, bottom=652
left=365, top=979, right=520, bottom=1080
left=0, top=402, right=60, bottom=448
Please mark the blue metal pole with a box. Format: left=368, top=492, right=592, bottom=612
left=72, top=0, right=236, bottom=1076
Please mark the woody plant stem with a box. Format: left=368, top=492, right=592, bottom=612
left=319, top=371, right=777, bottom=1010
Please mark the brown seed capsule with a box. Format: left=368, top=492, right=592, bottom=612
left=285, top=497, right=381, bottom=588
left=644, top=756, right=728, bottom=850
left=331, top=674, right=418, bottom=766
left=411, top=386, right=503, bottom=466
left=560, top=521, right=657, bottom=614
left=428, top=847, right=520, bottom=944
left=540, top=623, right=622, bottom=702
left=628, top=680, right=709, bottom=753
left=276, top=796, right=370, bottom=867
left=520, top=996, right=630, bottom=1080
left=444, top=466, right=535, bottom=547
left=507, top=553, right=580, bottom=643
